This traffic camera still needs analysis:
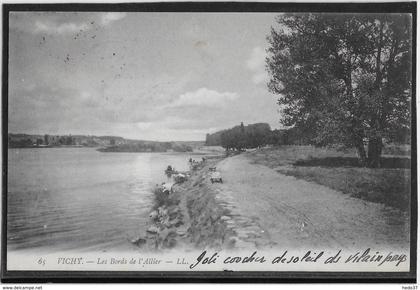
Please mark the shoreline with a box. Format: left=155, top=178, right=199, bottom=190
left=132, top=154, right=239, bottom=251
left=133, top=146, right=410, bottom=252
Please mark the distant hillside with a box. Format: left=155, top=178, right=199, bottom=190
left=8, top=133, right=205, bottom=149
left=8, top=133, right=205, bottom=153
left=8, top=133, right=127, bottom=148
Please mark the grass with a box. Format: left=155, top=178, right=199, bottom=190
left=382, top=143, right=411, bottom=156
left=295, top=156, right=411, bottom=169
left=247, top=145, right=411, bottom=211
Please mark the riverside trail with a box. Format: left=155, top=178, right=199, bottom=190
left=213, top=154, right=410, bottom=251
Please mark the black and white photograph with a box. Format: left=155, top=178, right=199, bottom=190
left=2, top=2, right=416, bottom=282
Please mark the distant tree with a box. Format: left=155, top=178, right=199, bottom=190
left=63, top=135, right=74, bottom=145
left=220, top=123, right=273, bottom=150
left=267, top=13, right=412, bottom=167
left=36, top=138, right=43, bottom=146
left=221, top=128, right=238, bottom=151
left=58, top=136, right=66, bottom=145
left=238, top=122, right=247, bottom=149
left=205, top=131, right=225, bottom=146
left=110, top=138, right=116, bottom=146
left=9, top=138, right=33, bottom=147
left=220, top=131, right=230, bottom=150
left=44, top=134, right=49, bottom=145
left=247, top=123, right=272, bottom=148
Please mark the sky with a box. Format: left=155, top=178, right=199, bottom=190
left=9, top=12, right=282, bottom=141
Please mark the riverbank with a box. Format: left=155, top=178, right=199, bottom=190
left=133, top=156, right=239, bottom=251
left=134, top=145, right=410, bottom=252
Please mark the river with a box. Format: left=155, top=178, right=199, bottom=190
left=7, top=148, right=191, bottom=253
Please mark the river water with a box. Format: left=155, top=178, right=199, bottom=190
left=7, top=148, right=191, bottom=253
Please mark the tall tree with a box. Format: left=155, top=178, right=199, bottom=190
left=267, top=13, right=412, bottom=167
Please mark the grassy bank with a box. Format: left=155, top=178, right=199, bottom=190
left=247, top=145, right=411, bottom=211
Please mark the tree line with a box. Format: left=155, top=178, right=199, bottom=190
left=206, top=120, right=409, bottom=152
left=206, top=122, right=304, bottom=151
left=8, top=133, right=126, bottom=148
left=8, top=134, right=76, bottom=147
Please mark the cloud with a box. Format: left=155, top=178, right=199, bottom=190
left=28, top=12, right=127, bottom=35
left=246, top=46, right=268, bottom=85
left=34, top=20, right=89, bottom=34
left=100, top=12, right=127, bottom=26
left=136, top=122, right=153, bottom=130
left=168, top=88, right=239, bottom=108
left=251, top=71, right=267, bottom=85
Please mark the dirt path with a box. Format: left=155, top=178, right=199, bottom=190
left=214, top=154, right=410, bottom=251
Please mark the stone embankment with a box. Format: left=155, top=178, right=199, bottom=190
left=130, top=154, right=270, bottom=251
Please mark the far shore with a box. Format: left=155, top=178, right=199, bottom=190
left=8, top=144, right=89, bottom=149
left=8, top=144, right=227, bottom=157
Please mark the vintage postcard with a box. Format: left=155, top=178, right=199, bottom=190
left=2, top=2, right=416, bottom=282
